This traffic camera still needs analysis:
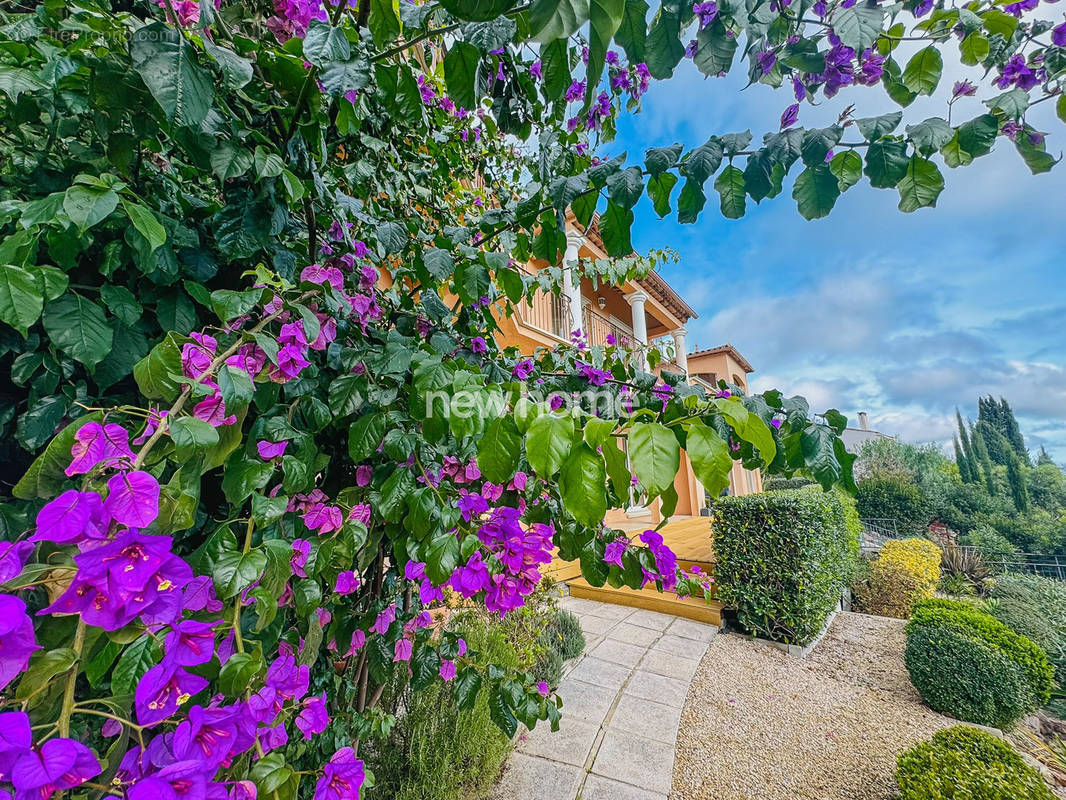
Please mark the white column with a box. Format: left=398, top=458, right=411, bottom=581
left=672, top=327, right=689, bottom=374
left=563, top=233, right=585, bottom=336
left=625, top=290, right=649, bottom=368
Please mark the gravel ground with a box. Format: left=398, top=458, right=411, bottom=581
left=671, top=612, right=955, bottom=800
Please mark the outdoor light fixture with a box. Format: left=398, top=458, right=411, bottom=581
left=597, top=296, right=606, bottom=309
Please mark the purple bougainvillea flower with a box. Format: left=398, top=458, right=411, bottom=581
left=0, top=711, right=32, bottom=775
left=692, top=0, right=718, bottom=27
left=449, top=551, right=491, bottom=597
left=303, top=504, right=344, bottom=535
left=1004, top=0, right=1037, bottom=16
left=291, top=539, right=311, bottom=578
left=536, top=681, right=550, bottom=697
left=603, top=541, right=626, bottom=568
left=11, top=737, right=100, bottom=794
left=348, top=504, right=371, bottom=526
left=780, top=103, right=799, bottom=129
left=193, top=392, right=238, bottom=427
left=952, top=80, right=977, bottom=99
left=512, top=359, right=535, bottom=380
left=756, top=50, right=776, bottom=74
left=457, top=491, right=489, bottom=522
left=529, top=60, right=543, bottom=80
left=509, top=472, right=528, bottom=492
left=470, top=336, right=488, bottom=354
left=0, top=595, right=39, bottom=690
left=182, top=576, right=223, bottom=613
left=770, top=418, right=782, bottom=429
left=345, top=629, right=366, bottom=656
left=439, top=660, right=457, bottom=681
left=370, top=605, right=396, bottom=635
left=42, top=531, right=191, bottom=630
left=33, top=490, right=109, bottom=544
left=134, top=662, right=209, bottom=726
left=913, top=0, right=933, bottom=16
left=314, top=747, right=365, bottom=800
left=164, top=619, right=217, bottom=666
left=296, top=693, right=330, bottom=739
left=393, top=639, right=413, bottom=663
left=105, top=471, right=160, bottom=528
left=1053, top=21, right=1066, bottom=47
left=267, top=655, right=310, bottom=702
left=256, top=440, right=289, bottom=460
left=355, top=465, right=372, bottom=486
left=639, top=530, right=679, bottom=592
left=127, top=776, right=180, bottom=800
left=334, top=571, right=359, bottom=595
left=0, top=542, right=32, bottom=584
left=66, top=422, right=135, bottom=476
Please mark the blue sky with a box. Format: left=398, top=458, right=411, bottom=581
left=605, top=41, right=1066, bottom=459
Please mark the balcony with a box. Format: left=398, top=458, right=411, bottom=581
left=583, top=306, right=633, bottom=348
left=515, top=281, right=571, bottom=342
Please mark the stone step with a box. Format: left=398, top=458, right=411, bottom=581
left=566, top=577, right=723, bottom=626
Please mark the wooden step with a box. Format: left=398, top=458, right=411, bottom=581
left=566, top=577, right=723, bottom=626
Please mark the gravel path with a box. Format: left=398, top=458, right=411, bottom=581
left=672, top=612, right=955, bottom=800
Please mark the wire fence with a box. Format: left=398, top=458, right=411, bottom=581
left=962, top=548, right=1066, bottom=581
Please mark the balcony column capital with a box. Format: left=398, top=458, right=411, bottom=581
left=624, top=291, right=649, bottom=369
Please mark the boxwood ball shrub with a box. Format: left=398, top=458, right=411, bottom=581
left=904, top=623, right=1029, bottom=729
left=713, top=488, right=861, bottom=645
left=896, top=726, right=1055, bottom=800
left=910, top=598, right=1054, bottom=710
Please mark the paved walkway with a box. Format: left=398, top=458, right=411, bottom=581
left=490, top=596, right=719, bottom=800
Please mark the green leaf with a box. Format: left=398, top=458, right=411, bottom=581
left=833, top=3, right=884, bottom=51
left=645, top=9, right=685, bottom=79
left=645, top=143, right=682, bottom=176
left=328, top=374, right=365, bottom=417
left=348, top=412, right=387, bottom=462
left=489, top=686, right=518, bottom=737
left=855, top=111, right=902, bottom=141
left=792, top=164, right=840, bottom=220
left=693, top=20, right=737, bottom=77
left=676, top=178, right=706, bottom=224
left=628, top=422, right=679, bottom=497
left=320, top=57, right=371, bottom=96
left=43, top=293, right=112, bottom=369
left=254, top=147, right=285, bottom=178
left=170, top=416, right=220, bottom=453
left=901, top=46, right=942, bottom=96
left=426, top=531, right=461, bottom=585
left=982, top=8, right=1018, bottom=40
left=528, top=0, right=590, bottom=42
left=686, top=422, right=733, bottom=497
left=31, top=266, right=68, bottom=303
left=0, top=264, right=43, bottom=336
left=647, top=173, right=678, bottom=218
left=250, top=753, right=294, bottom=796
left=828, top=150, right=862, bottom=191
left=905, top=117, right=953, bottom=156
left=526, top=413, right=574, bottom=477
left=1014, top=130, right=1058, bottom=175
left=863, top=140, right=909, bottom=189
left=606, top=167, right=644, bottom=209
left=985, top=88, right=1029, bottom=119
left=0, top=65, right=47, bottom=100
left=220, top=652, right=262, bottom=696
left=120, top=199, right=166, bottom=252
left=583, top=417, right=617, bottom=448
left=560, top=443, right=608, bottom=527
left=614, top=0, right=649, bottom=63
left=454, top=667, right=483, bottom=709
left=477, top=416, right=522, bottom=483
left=540, top=38, right=571, bottom=101
left=112, top=635, right=162, bottom=696
left=217, top=364, right=254, bottom=409
left=959, top=32, right=989, bottom=66
left=376, top=220, right=408, bottom=254
left=599, top=201, right=634, bottom=256
left=134, top=332, right=186, bottom=402
left=801, top=424, right=845, bottom=490
left=16, top=648, right=76, bottom=706
left=1057, top=95, right=1066, bottom=124
left=896, top=156, right=944, bottom=212
left=201, top=37, right=254, bottom=90
left=714, top=165, right=746, bottom=219
left=586, top=0, right=626, bottom=103
left=63, top=185, right=119, bottom=231
left=210, top=142, right=254, bottom=181
left=210, top=288, right=261, bottom=321
left=304, top=20, right=352, bottom=64
left=444, top=42, right=480, bottom=112
left=680, top=138, right=724, bottom=184
left=130, top=22, right=214, bottom=126
left=213, top=549, right=269, bottom=599
left=601, top=438, right=631, bottom=501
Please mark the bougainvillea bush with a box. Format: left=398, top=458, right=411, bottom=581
left=0, top=0, right=1061, bottom=797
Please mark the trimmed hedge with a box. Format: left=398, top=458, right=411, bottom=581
left=904, top=624, right=1029, bottom=728
left=909, top=598, right=1053, bottom=710
left=713, top=488, right=861, bottom=645
left=855, top=477, right=933, bottom=537
left=896, top=726, right=1054, bottom=800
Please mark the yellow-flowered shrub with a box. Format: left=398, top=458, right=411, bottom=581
left=853, top=538, right=942, bottom=619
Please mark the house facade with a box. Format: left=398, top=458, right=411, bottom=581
left=496, top=221, right=762, bottom=526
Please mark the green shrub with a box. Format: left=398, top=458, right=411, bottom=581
left=909, top=598, right=1054, bottom=710
left=960, top=524, right=1019, bottom=567
left=763, top=476, right=817, bottom=492
left=713, top=488, right=860, bottom=645
left=896, top=726, right=1054, bottom=800
left=532, top=648, right=564, bottom=689
left=852, top=558, right=929, bottom=619
left=990, top=573, right=1066, bottom=685
left=540, top=609, right=585, bottom=661
left=904, top=624, right=1029, bottom=728
left=368, top=611, right=520, bottom=800
left=855, top=478, right=933, bottom=537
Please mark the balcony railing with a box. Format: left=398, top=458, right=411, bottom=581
left=583, top=306, right=632, bottom=348
left=515, top=285, right=571, bottom=341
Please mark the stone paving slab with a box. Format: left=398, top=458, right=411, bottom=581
left=489, top=597, right=718, bottom=800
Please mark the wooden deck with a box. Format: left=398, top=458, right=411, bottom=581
left=549, top=516, right=724, bottom=625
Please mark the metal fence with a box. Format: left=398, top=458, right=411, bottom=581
left=960, top=547, right=1066, bottom=581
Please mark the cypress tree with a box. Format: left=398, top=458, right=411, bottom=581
left=1006, top=450, right=1030, bottom=512
left=978, top=396, right=1009, bottom=465
left=1038, top=446, right=1055, bottom=467
left=998, top=397, right=1030, bottom=465
left=971, top=424, right=997, bottom=496
left=953, top=435, right=968, bottom=481
left=955, top=409, right=977, bottom=483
